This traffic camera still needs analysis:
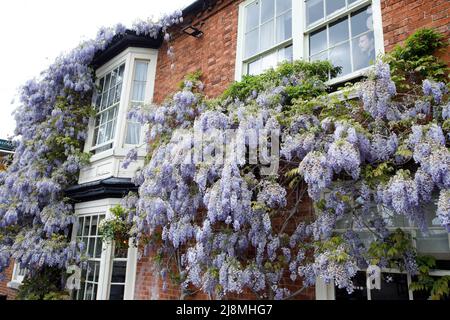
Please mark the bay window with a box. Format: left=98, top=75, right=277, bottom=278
left=236, top=0, right=384, bottom=83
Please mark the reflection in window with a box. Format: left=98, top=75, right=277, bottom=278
left=92, top=64, right=125, bottom=154
left=308, top=4, right=375, bottom=78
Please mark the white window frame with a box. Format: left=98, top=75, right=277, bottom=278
left=7, top=263, right=27, bottom=290
left=71, top=199, right=138, bottom=300
left=235, top=0, right=384, bottom=85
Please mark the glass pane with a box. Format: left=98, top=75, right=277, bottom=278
left=309, top=27, right=327, bottom=56
left=83, top=216, right=91, bottom=236
left=245, top=28, right=259, bottom=58
left=95, top=93, right=102, bottom=108
left=101, top=92, right=108, bottom=109
left=329, top=17, right=349, bottom=47
left=260, top=20, right=275, bottom=52
left=261, top=0, right=274, bottom=23
left=276, top=0, right=291, bottom=15
left=261, top=51, right=277, bottom=72
left=77, top=217, right=83, bottom=237
left=278, top=45, right=293, bottom=62
left=371, top=273, right=409, bottom=300
left=107, top=88, right=115, bottom=107
left=306, top=0, right=324, bottom=26
left=92, top=261, right=100, bottom=283
left=98, top=78, right=105, bottom=94
left=95, top=238, right=103, bottom=258
left=125, top=122, right=141, bottom=145
left=118, top=64, right=125, bottom=82
left=114, top=83, right=122, bottom=104
left=103, top=74, right=112, bottom=92
left=329, top=41, right=351, bottom=76
left=276, top=10, right=292, bottom=43
left=88, top=238, right=95, bottom=256
left=335, top=271, right=367, bottom=300
left=111, top=261, right=127, bottom=283
left=310, top=51, right=328, bottom=62
left=352, top=31, right=375, bottom=71
left=134, top=61, right=148, bottom=82
left=416, top=229, right=450, bottom=254
left=351, top=5, right=373, bottom=37
left=105, top=121, right=113, bottom=141
left=245, top=1, right=260, bottom=32
left=85, top=283, right=93, bottom=300
left=109, top=285, right=125, bottom=300
left=110, top=69, right=117, bottom=90
left=90, top=216, right=98, bottom=236
left=248, top=59, right=261, bottom=75
left=326, top=0, right=345, bottom=16
left=132, top=82, right=146, bottom=102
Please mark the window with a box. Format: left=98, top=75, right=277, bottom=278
left=73, top=204, right=136, bottom=301
left=317, top=194, right=450, bottom=300
left=241, top=0, right=293, bottom=75
left=236, top=0, right=383, bottom=82
left=307, top=2, right=375, bottom=78
left=125, top=60, right=149, bottom=145
left=92, top=64, right=125, bottom=154
left=75, top=213, right=105, bottom=300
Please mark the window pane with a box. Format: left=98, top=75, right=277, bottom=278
left=260, top=20, right=275, bottom=52
left=83, top=216, right=91, bottom=236
left=261, top=0, right=275, bottom=23
left=276, top=10, right=292, bottom=43
left=276, top=0, right=291, bottom=15
left=416, top=229, right=450, bottom=254
left=352, top=31, right=375, bottom=71
left=125, top=122, right=141, bottom=145
left=329, top=41, right=351, bottom=76
left=351, top=5, right=373, bottom=37
left=309, top=27, right=327, bottom=56
left=310, top=51, right=328, bottom=62
left=261, top=51, right=277, bottom=72
left=111, top=261, right=127, bottom=283
left=109, top=285, right=125, bottom=300
left=245, top=1, right=260, bottom=32
left=134, top=61, right=148, bottom=82
left=371, top=273, right=409, bottom=300
left=326, top=0, right=345, bottom=16
left=306, top=0, right=324, bottom=26
left=248, top=59, right=261, bottom=75
left=245, top=29, right=259, bottom=58
left=329, top=17, right=349, bottom=47
left=95, top=238, right=103, bottom=258
left=88, top=238, right=95, bottom=257
left=278, top=45, right=293, bottom=62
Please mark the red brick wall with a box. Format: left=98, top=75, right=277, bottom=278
left=153, top=0, right=242, bottom=104
left=381, top=0, right=450, bottom=62
left=0, top=264, right=17, bottom=300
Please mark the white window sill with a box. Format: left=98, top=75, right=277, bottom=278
left=7, top=281, right=22, bottom=290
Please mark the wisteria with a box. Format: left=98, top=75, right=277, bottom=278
left=0, top=18, right=448, bottom=300
left=0, top=11, right=183, bottom=278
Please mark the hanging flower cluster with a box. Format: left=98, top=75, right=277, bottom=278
left=0, top=11, right=183, bottom=277
left=122, top=53, right=449, bottom=300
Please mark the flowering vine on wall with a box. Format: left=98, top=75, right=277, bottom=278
left=121, top=29, right=450, bottom=300
left=0, top=11, right=183, bottom=279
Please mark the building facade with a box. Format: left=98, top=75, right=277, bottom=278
left=1, top=0, right=449, bottom=300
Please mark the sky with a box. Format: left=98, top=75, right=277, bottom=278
left=0, top=0, right=194, bottom=139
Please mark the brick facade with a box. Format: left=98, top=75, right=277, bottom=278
left=381, top=0, right=450, bottom=63
left=0, top=264, right=16, bottom=300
